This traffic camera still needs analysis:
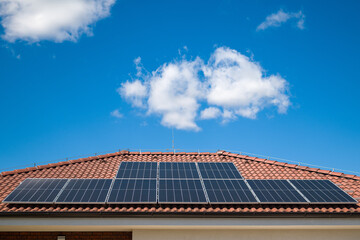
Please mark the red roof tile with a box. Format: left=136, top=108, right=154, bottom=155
left=0, top=150, right=359, bottom=216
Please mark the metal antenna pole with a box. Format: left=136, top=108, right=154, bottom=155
left=172, top=128, right=175, bottom=153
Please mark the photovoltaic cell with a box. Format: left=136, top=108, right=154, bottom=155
left=3, top=178, right=68, bottom=203
left=107, top=179, right=157, bottom=203
left=56, top=179, right=112, bottom=203
left=198, top=162, right=242, bottom=179
left=203, top=179, right=257, bottom=203
left=158, top=179, right=207, bottom=203
left=5, top=161, right=357, bottom=206
left=159, top=162, right=199, bottom=179
left=247, top=180, right=307, bottom=203
left=290, top=180, right=357, bottom=203
left=116, top=162, right=157, bottom=179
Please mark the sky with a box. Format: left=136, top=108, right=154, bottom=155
left=0, top=0, right=359, bottom=174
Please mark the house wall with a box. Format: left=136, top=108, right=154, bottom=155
left=1, top=230, right=359, bottom=240
left=1, top=217, right=360, bottom=240
left=133, top=229, right=360, bottom=240
left=0, top=232, right=132, bottom=240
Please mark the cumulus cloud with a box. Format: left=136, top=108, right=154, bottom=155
left=0, top=0, right=115, bottom=42
left=200, top=107, right=221, bottom=120
left=147, top=58, right=205, bottom=131
left=257, top=9, right=305, bottom=31
left=118, top=80, right=147, bottom=108
left=110, top=109, right=123, bottom=118
left=205, top=47, right=290, bottom=119
left=118, top=47, right=291, bottom=131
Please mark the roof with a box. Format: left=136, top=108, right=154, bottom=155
left=0, top=150, right=359, bottom=217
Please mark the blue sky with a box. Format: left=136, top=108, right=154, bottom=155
left=0, top=0, right=359, bottom=173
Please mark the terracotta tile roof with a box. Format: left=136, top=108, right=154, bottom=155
left=0, top=150, right=359, bottom=216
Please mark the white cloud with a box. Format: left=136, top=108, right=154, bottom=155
left=134, top=57, right=144, bottom=77
left=0, top=0, right=115, bottom=43
left=110, top=109, right=123, bottom=118
left=222, top=109, right=236, bottom=121
left=119, top=47, right=291, bottom=131
left=200, top=107, right=221, bottom=120
left=297, top=17, right=305, bottom=30
left=118, top=80, right=147, bottom=108
left=205, top=47, right=290, bottom=119
left=147, top=57, right=204, bottom=131
left=257, top=9, right=305, bottom=31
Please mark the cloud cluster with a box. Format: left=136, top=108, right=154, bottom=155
left=119, top=47, right=290, bottom=131
left=0, top=0, right=115, bottom=42
left=257, top=9, right=305, bottom=31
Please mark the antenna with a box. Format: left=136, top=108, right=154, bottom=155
left=172, top=128, right=175, bottom=152
left=165, top=128, right=178, bottom=154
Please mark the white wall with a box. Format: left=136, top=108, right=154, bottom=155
left=133, top=229, right=360, bottom=240
left=1, top=217, right=360, bottom=231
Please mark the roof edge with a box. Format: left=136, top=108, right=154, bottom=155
left=0, top=150, right=207, bottom=177
left=1, top=211, right=360, bottom=218
left=0, top=151, right=129, bottom=177
left=1, top=150, right=359, bottom=181
left=217, top=151, right=360, bottom=181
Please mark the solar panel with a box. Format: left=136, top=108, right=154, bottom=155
left=158, top=179, right=207, bottom=203
left=198, top=162, right=242, bottom=179
left=290, top=180, right=357, bottom=204
left=203, top=179, right=257, bottom=203
left=116, top=162, right=157, bottom=179
left=3, top=178, right=68, bottom=203
left=159, top=162, right=199, bottom=179
left=247, top=180, right=308, bottom=203
left=56, top=179, right=112, bottom=203
left=107, top=179, right=157, bottom=203
left=5, top=160, right=357, bottom=206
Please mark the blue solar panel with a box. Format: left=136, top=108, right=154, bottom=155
left=116, top=162, right=157, bottom=178
left=107, top=179, right=157, bottom=203
left=198, top=162, right=242, bottom=179
left=56, top=179, right=112, bottom=203
left=5, top=161, right=357, bottom=206
left=290, top=180, right=357, bottom=204
left=158, top=179, right=207, bottom=203
left=247, top=180, right=308, bottom=203
left=159, top=162, right=199, bottom=179
left=3, top=178, right=68, bottom=203
left=204, top=179, right=257, bottom=203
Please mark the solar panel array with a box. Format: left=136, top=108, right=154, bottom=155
left=198, top=162, right=243, bottom=179
left=111, top=162, right=158, bottom=203
left=56, top=179, right=112, bottom=203
left=108, top=179, right=157, bottom=203
left=290, top=180, right=357, bottom=203
left=158, top=179, right=207, bottom=203
left=3, top=179, right=68, bottom=203
left=157, top=162, right=207, bottom=203
left=159, top=162, right=199, bottom=179
left=204, top=179, right=257, bottom=203
left=247, top=180, right=308, bottom=203
left=3, top=162, right=357, bottom=205
left=116, top=162, right=157, bottom=178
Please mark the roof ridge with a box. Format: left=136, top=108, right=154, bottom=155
left=1, top=150, right=359, bottom=181
left=0, top=151, right=127, bottom=177
left=218, top=151, right=360, bottom=181
left=0, top=150, right=220, bottom=177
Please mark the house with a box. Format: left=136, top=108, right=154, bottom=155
left=0, top=150, right=359, bottom=240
